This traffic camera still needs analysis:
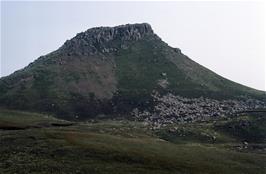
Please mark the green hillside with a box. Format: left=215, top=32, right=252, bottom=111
left=0, top=23, right=264, bottom=120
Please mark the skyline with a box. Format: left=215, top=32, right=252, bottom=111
left=1, top=1, right=265, bottom=91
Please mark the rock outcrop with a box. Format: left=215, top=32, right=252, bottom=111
left=59, top=23, right=157, bottom=56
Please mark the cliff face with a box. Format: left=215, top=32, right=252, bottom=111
left=0, top=23, right=264, bottom=120
left=59, top=23, right=157, bottom=56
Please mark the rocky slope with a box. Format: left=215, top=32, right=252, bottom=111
left=0, top=23, right=265, bottom=120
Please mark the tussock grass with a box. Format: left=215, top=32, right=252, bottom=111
left=0, top=109, right=266, bottom=174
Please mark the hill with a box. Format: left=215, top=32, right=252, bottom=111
left=0, top=23, right=265, bottom=120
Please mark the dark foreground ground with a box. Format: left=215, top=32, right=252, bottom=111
left=0, top=109, right=265, bottom=174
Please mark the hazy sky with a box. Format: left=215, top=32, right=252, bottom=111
left=1, top=1, right=265, bottom=90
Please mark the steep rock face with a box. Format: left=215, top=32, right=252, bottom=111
left=59, top=23, right=156, bottom=56
left=0, top=23, right=265, bottom=120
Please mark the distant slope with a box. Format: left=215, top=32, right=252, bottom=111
left=0, top=23, right=265, bottom=119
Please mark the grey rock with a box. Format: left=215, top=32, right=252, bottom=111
left=59, top=23, right=156, bottom=56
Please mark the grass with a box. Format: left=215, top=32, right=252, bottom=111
left=114, top=36, right=265, bottom=100
left=0, top=108, right=70, bottom=129
left=214, top=113, right=266, bottom=143
left=155, top=122, right=235, bottom=144
left=0, top=109, right=266, bottom=174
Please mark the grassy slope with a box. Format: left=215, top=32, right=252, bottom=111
left=0, top=109, right=71, bottom=129
left=0, top=109, right=266, bottom=174
left=115, top=37, right=206, bottom=101
left=115, top=36, right=264, bottom=100
left=0, top=52, right=116, bottom=119
left=214, top=113, right=266, bottom=143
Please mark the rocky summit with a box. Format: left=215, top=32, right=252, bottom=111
left=0, top=23, right=265, bottom=120
left=60, top=23, right=156, bottom=56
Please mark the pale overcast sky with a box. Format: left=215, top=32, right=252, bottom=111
left=1, top=1, right=265, bottom=90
